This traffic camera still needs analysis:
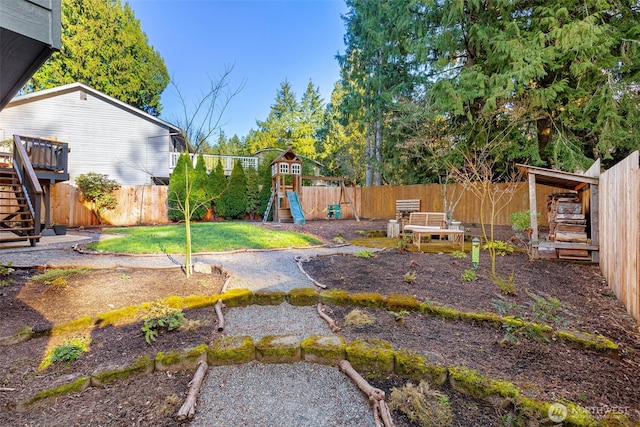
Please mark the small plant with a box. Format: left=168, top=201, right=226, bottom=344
left=483, top=240, right=514, bottom=256
left=40, top=337, right=90, bottom=369
left=461, top=269, right=477, bottom=281
left=141, top=302, right=186, bottom=344
left=450, top=250, right=467, bottom=259
left=403, top=270, right=417, bottom=284
left=396, top=236, right=411, bottom=252
left=344, top=308, right=376, bottom=328
left=526, top=291, right=568, bottom=326
left=510, top=210, right=541, bottom=261
left=491, top=298, right=519, bottom=316
left=0, top=262, right=14, bottom=287
left=389, top=380, right=453, bottom=427
left=493, top=271, right=517, bottom=295
left=354, top=250, right=376, bottom=258
left=332, top=235, right=347, bottom=244
left=355, top=230, right=367, bottom=236
left=388, top=309, right=410, bottom=324
left=119, top=273, right=131, bottom=280
left=30, top=268, right=89, bottom=287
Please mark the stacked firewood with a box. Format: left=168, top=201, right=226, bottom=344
left=548, top=193, right=587, bottom=242
left=547, top=192, right=590, bottom=259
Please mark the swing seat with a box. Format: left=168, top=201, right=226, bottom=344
left=327, top=204, right=341, bottom=219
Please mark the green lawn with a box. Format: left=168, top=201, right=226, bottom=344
left=86, top=222, right=322, bottom=254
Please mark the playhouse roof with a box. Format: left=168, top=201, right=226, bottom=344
left=270, top=148, right=303, bottom=165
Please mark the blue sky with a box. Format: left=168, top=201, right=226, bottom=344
left=127, top=0, right=348, bottom=140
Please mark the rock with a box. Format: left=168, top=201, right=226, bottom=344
left=193, top=262, right=212, bottom=274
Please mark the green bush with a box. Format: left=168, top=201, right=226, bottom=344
left=168, top=153, right=192, bottom=221
left=245, top=165, right=260, bottom=220
left=141, top=303, right=186, bottom=344
left=210, top=159, right=227, bottom=219
left=218, top=160, right=248, bottom=219
left=75, top=172, right=120, bottom=224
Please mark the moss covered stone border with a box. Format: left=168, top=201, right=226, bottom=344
left=17, top=335, right=627, bottom=426
left=1, top=287, right=619, bottom=360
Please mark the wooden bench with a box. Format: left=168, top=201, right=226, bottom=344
left=396, top=199, right=421, bottom=227
left=403, top=212, right=464, bottom=251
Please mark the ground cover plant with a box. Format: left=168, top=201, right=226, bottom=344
left=0, top=220, right=638, bottom=426
left=86, top=222, right=322, bottom=253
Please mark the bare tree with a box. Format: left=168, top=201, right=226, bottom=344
left=170, top=64, right=246, bottom=153
left=450, top=145, right=521, bottom=277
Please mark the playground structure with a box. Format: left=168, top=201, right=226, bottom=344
left=263, top=148, right=359, bottom=223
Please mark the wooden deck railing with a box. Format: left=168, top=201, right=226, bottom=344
left=12, top=135, right=42, bottom=236
left=20, top=135, right=69, bottom=173
left=169, top=152, right=258, bottom=175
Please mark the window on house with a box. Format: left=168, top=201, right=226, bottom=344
left=279, top=163, right=289, bottom=174
left=291, top=164, right=301, bottom=175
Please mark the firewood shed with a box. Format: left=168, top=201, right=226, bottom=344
left=517, top=161, right=600, bottom=263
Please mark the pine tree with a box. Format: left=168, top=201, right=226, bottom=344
left=168, top=153, right=191, bottom=222
left=245, top=166, right=260, bottom=221
left=191, top=155, right=209, bottom=220
left=209, top=159, right=227, bottom=219
left=25, top=0, right=169, bottom=116
left=218, top=161, right=247, bottom=219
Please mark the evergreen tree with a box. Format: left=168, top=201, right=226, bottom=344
left=257, top=152, right=278, bottom=219
left=218, top=161, right=247, bottom=219
left=316, top=82, right=366, bottom=185
left=25, top=0, right=169, bottom=116
left=246, top=79, right=325, bottom=158
left=168, top=153, right=192, bottom=221
left=191, top=155, right=209, bottom=220
left=209, top=159, right=227, bottom=219
left=245, top=166, right=260, bottom=220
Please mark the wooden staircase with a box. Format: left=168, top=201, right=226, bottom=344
left=0, top=167, right=39, bottom=246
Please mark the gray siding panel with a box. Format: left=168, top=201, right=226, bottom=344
left=0, top=89, right=173, bottom=185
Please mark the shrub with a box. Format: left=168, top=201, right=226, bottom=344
left=389, top=380, right=453, bottom=427
left=141, top=303, right=186, bottom=344
left=461, top=269, right=477, bottom=281
left=354, top=250, right=376, bottom=258
left=75, top=172, right=120, bottom=224
left=210, top=159, right=227, bottom=219
left=245, top=165, right=260, bottom=220
left=168, top=153, right=192, bottom=222
left=218, top=160, right=248, bottom=219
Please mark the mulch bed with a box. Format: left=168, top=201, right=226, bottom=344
left=1, top=219, right=639, bottom=426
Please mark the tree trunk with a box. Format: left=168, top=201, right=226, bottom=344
left=175, top=357, right=208, bottom=421
left=537, top=116, right=553, bottom=156
left=365, top=122, right=373, bottom=187
left=374, top=119, right=383, bottom=186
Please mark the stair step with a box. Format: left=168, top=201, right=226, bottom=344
left=0, top=235, right=40, bottom=244
left=0, top=226, right=35, bottom=232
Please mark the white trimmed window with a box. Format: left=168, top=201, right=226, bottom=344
left=279, top=163, right=289, bottom=174
left=291, top=164, right=301, bottom=175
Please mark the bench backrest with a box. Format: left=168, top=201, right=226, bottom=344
left=396, top=199, right=421, bottom=213
left=407, top=212, right=447, bottom=228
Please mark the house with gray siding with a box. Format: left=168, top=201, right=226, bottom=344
left=0, top=82, right=185, bottom=185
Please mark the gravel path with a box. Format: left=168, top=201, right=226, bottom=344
left=0, top=232, right=380, bottom=426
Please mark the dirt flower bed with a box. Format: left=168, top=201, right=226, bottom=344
left=0, top=220, right=639, bottom=426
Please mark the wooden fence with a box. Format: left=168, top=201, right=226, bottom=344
left=47, top=181, right=568, bottom=227
left=600, top=151, right=639, bottom=322
left=50, top=183, right=169, bottom=226
left=360, top=182, right=566, bottom=226
left=48, top=183, right=360, bottom=226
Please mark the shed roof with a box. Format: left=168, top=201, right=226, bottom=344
left=516, top=163, right=599, bottom=191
